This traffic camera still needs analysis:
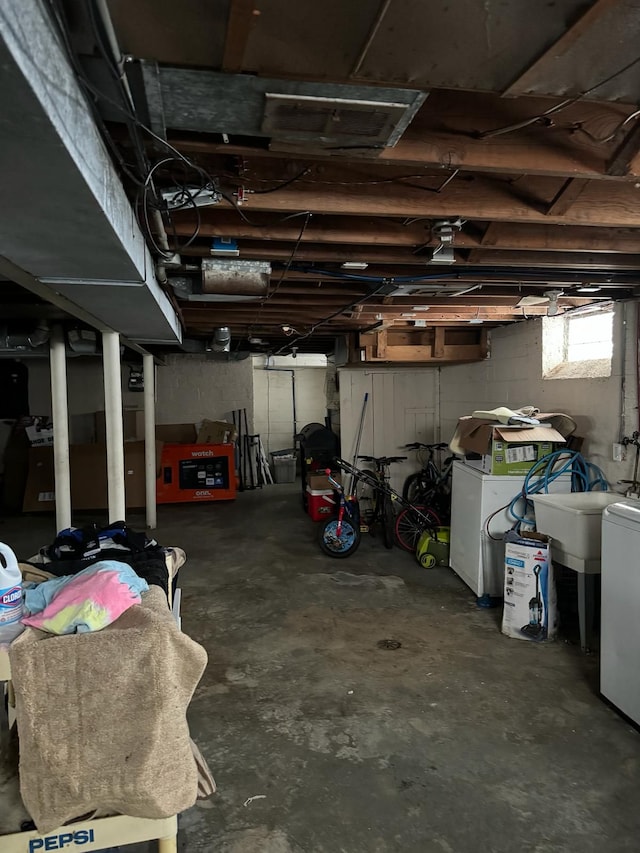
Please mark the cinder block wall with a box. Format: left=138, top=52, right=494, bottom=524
left=27, top=354, right=254, bottom=433
left=439, top=303, right=637, bottom=485
left=28, top=359, right=142, bottom=416
left=155, top=354, right=254, bottom=430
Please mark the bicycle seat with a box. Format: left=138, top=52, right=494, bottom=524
left=357, top=455, right=376, bottom=462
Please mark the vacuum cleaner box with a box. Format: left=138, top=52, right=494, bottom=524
left=502, top=531, right=557, bottom=642
left=465, top=426, right=565, bottom=476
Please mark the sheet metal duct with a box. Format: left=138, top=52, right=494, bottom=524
left=198, top=260, right=271, bottom=301
left=207, top=327, right=231, bottom=353
left=136, top=66, right=427, bottom=149
left=0, top=0, right=181, bottom=345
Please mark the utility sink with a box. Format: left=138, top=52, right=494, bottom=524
left=531, top=492, right=623, bottom=560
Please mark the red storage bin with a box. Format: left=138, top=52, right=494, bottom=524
left=306, top=486, right=336, bottom=521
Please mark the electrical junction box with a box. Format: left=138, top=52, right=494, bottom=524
left=157, top=444, right=236, bottom=504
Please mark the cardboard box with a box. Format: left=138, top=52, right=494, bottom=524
left=196, top=419, right=238, bottom=445
left=463, top=426, right=565, bottom=476
left=95, top=412, right=197, bottom=445
left=24, top=416, right=54, bottom=447
left=2, top=423, right=30, bottom=512
left=156, top=423, right=197, bottom=444
left=307, top=472, right=342, bottom=490
left=23, top=441, right=164, bottom=512
left=502, top=531, right=557, bottom=642
left=95, top=410, right=145, bottom=443
left=22, top=446, right=55, bottom=511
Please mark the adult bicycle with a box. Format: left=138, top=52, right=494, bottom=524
left=402, top=442, right=455, bottom=523
left=355, top=454, right=407, bottom=549
left=335, top=457, right=441, bottom=553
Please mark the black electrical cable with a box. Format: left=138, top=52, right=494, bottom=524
left=268, top=213, right=312, bottom=299
left=272, top=278, right=398, bottom=356
left=478, top=54, right=640, bottom=140
left=249, top=168, right=312, bottom=194
left=247, top=213, right=312, bottom=338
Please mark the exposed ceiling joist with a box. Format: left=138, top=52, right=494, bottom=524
left=200, top=177, right=640, bottom=228
left=222, top=0, right=259, bottom=72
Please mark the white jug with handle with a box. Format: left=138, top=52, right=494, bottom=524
left=0, top=542, right=23, bottom=643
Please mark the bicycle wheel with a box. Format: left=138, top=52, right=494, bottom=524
left=382, top=493, right=395, bottom=549
left=318, top=517, right=361, bottom=558
left=395, top=505, right=441, bottom=553
left=355, top=469, right=378, bottom=523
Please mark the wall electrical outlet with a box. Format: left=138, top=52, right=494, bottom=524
left=613, top=442, right=626, bottom=462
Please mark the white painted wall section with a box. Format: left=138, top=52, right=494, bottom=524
left=253, top=356, right=328, bottom=456
left=338, top=368, right=440, bottom=492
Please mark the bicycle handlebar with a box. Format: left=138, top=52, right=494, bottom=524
left=404, top=442, right=448, bottom=451
left=358, top=455, right=407, bottom=465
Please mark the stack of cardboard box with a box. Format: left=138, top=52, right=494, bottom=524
left=22, top=414, right=237, bottom=511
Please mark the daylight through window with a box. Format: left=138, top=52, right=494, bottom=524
left=566, top=311, right=614, bottom=363
left=542, top=305, right=614, bottom=380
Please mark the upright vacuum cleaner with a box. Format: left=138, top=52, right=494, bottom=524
left=521, top=564, right=547, bottom=640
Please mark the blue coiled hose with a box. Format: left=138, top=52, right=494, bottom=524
left=508, top=450, right=609, bottom=530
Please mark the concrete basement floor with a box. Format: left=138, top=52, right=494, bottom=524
left=2, top=481, right=640, bottom=852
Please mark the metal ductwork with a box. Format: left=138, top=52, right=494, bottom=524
left=135, top=66, right=427, bottom=149
left=0, top=0, right=181, bottom=345
left=170, top=261, right=272, bottom=302
left=207, top=327, right=231, bottom=353
left=201, top=260, right=271, bottom=300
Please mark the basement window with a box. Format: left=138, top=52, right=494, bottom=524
left=542, top=305, right=614, bottom=380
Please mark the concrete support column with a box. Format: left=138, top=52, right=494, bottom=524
left=143, top=353, right=157, bottom=529
left=102, top=330, right=125, bottom=522
left=49, top=325, right=71, bottom=531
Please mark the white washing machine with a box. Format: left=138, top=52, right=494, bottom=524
left=601, top=499, right=640, bottom=724
left=449, top=461, right=571, bottom=599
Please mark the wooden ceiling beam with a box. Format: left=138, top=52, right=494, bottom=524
left=166, top=91, right=636, bottom=180
left=201, top=177, right=640, bottom=228
left=607, top=122, right=640, bottom=176
left=221, top=0, right=259, bottom=72
left=171, top=214, right=437, bottom=247
left=463, top=249, right=640, bottom=270
left=545, top=178, right=590, bottom=216
left=475, top=222, right=640, bottom=253
left=173, top=218, right=640, bottom=254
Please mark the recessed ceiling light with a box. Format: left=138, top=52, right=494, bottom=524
left=410, top=306, right=431, bottom=311
left=341, top=261, right=369, bottom=270
left=468, top=318, right=484, bottom=324
left=576, top=285, right=601, bottom=293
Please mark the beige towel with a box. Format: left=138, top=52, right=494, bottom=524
left=9, top=586, right=208, bottom=834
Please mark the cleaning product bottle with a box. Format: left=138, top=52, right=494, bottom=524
left=0, top=542, right=24, bottom=644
